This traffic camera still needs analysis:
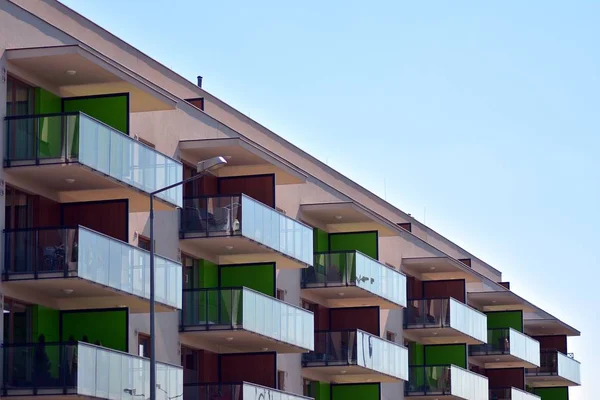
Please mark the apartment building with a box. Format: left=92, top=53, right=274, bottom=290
left=0, top=1, right=581, bottom=400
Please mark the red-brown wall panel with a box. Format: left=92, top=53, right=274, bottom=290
left=315, top=305, right=330, bottom=331
left=33, top=195, right=61, bottom=227
left=407, top=275, right=423, bottom=299
left=533, top=335, right=568, bottom=353
left=485, top=368, right=525, bottom=390
left=219, top=353, right=276, bottom=388
left=329, top=307, right=379, bottom=335
left=61, top=200, right=128, bottom=241
left=218, top=175, right=275, bottom=208
left=423, top=279, right=466, bottom=303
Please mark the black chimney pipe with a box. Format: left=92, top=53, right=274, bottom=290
left=197, top=76, right=203, bottom=88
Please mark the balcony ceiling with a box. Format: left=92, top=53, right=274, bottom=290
left=402, top=256, right=482, bottom=282
left=179, top=137, right=307, bottom=184
left=467, top=290, right=536, bottom=312
left=466, top=290, right=580, bottom=337
left=523, top=318, right=580, bottom=337
left=299, top=202, right=397, bottom=236
left=3, top=277, right=175, bottom=313
left=6, top=45, right=177, bottom=112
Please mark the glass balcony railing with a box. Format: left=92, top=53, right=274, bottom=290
left=180, top=194, right=313, bottom=265
left=469, top=328, right=540, bottom=366
left=302, top=329, right=408, bottom=381
left=181, top=287, right=314, bottom=351
left=526, top=350, right=581, bottom=385
left=4, top=112, right=183, bottom=206
left=3, top=226, right=182, bottom=309
left=404, top=297, right=488, bottom=343
left=302, top=251, right=407, bottom=307
left=183, top=382, right=312, bottom=400
left=489, top=387, right=541, bottom=400
left=405, top=365, right=488, bottom=398
left=2, top=342, right=183, bottom=399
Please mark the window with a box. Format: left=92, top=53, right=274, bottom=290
left=138, top=333, right=151, bottom=357
left=386, top=331, right=396, bottom=342
left=276, top=289, right=285, bottom=301
left=277, top=370, right=286, bottom=391
left=6, top=75, right=34, bottom=117
left=138, top=236, right=151, bottom=251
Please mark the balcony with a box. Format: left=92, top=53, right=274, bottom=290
left=405, top=365, right=488, bottom=400
left=4, top=112, right=182, bottom=210
left=301, top=251, right=407, bottom=309
left=301, top=329, right=408, bottom=383
left=404, top=298, right=488, bottom=344
left=469, top=328, right=540, bottom=368
left=526, top=350, right=581, bottom=387
left=183, top=382, right=312, bottom=400
left=1, top=342, right=183, bottom=399
left=179, top=195, right=313, bottom=268
left=489, top=388, right=541, bottom=400
left=180, top=287, right=314, bottom=353
left=4, top=226, right=182, bottom=311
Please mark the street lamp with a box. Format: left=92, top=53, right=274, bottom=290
left=149, top=156, right=227, bottom=400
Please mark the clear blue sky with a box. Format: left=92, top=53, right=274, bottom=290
left=61, top=1, right=597, bottom=397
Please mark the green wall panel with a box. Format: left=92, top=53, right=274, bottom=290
left=310, top=382, right=330, bottom=400
left=199, top=259, right=218, bottom=288
left=425, top=344, right=467, bottom=368
left=533, top=387, right=569, bottom=400
left=60, top=309, right=128, bottom=352
left=220, top=263, right=275, bottom=296
left=409, top=342, right=425, bottom=365
left=34, top=88, right=63, bottom=158
left=35, top=88, right=62, bottom=114
left=331, top=384, right=379, bottom=400
left=314, top=228, right=330, bottom=253
left=63, top=94, right=128, bottom=134
left=32, top=305, right=60, bottom=342
left=329, top=231, right=378, bottom=259
left=486, top=311, right=523, bottom=332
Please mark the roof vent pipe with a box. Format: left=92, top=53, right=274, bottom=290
left=197, top=76, right=203, bottom=88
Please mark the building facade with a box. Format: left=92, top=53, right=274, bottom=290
left=0, top=1, right=580, bottom=399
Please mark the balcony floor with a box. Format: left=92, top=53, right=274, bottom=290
left=302, top=365, right=402, bottom=384
left=469, top=352, right=539, bottom=368
left=301, top=286, right=401, bottom=309
left=179, top=236, right=308, bottom=269
left=179, top=328, right=310, bottom=354
left=404, top=326, right=485, bottom=345
left=3, top=275, right=176, bottom=313
left=526, top=374, right=580, bottom=387
left=5, top=163, right=174, bottom=211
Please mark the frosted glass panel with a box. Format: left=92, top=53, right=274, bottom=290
left=449, top=298, right=487, bottom=343
left=78, top=113, right=182, bottom=206
left=449, top=365, right=488, bottom=400
left=356, top=330, right=408, bottom=380
left=241, top=195, right=313, bottom=265
left=557, top=351, right=581, bottom=385
left=77, top=343, right=183, bottom=400
left=306, top=251, right=407, bottom=307
left=78, top=226, right=182, bottom=309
